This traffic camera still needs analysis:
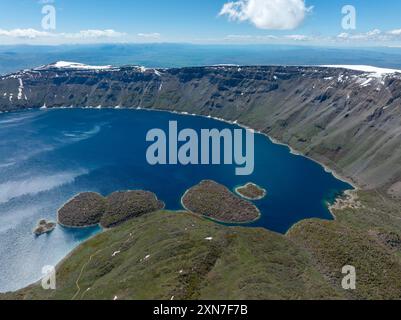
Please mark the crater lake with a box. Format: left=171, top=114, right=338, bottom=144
left=0, top=108, right=351, bottom=292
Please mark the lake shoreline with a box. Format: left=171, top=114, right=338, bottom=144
left=12, top=105, right=357, bottom=214
left=0, top=106, right=354, bottom=293
left=1, top=105, right=358, bottom=191
left=31, top=105, right=358, bottom=191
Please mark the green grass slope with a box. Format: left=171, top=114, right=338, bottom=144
left=287, top=190, right=401, bottom=300
left=4, top=190, right=401, bottom=300
left=288, top=220, right=401, bottom=300
left=4, top=211, right=340, bottom=300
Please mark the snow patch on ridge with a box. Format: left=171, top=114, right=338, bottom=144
left=321, top=65, right=401, bottom=76
left=17, top=78, right=27, bottom=100
left=134, top=66, right=163, bottom=76
left=321, top=65, right=401, bottom=88
left=37, top=61, right=113, bottom=70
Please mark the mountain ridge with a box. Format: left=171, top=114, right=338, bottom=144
left=1, top=63, right=401, bottom=194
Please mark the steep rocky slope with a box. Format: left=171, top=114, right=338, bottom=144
left=1, top=63, right=400, bottom=192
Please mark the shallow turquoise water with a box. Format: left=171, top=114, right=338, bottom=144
left=0, top=108, right=351, bottom=292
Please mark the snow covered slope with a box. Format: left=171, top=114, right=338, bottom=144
left=36, top=61, right=113, bottom=70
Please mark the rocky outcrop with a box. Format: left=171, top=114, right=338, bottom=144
left=1, top=63, right=401, bottom=191
left=33, top=219, right=56, bottom=236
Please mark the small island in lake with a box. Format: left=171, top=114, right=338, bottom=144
left=33, top=219, right=56, bottom=236
left=57, top=190, right=165, bottom=229
left=182, top=180, right=260, bottom=223
left=58, top=192, right=107, bottom=228
left=100, top=190, right=165, bottom=228
left=235, top=183, right=267, bottom=200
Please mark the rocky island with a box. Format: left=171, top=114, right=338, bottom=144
left=100, top=190, right=165, bottom=228
left=58, top=192, right=107, bottom=228
left=57, top=190, right=165, bottom=229
left=235, top=183, right=267, bottom=200
left=33, top=219, right=56, bottom=236
left=182, top=180, right=260, bottom=223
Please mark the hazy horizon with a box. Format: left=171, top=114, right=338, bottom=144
left=2, top=43, right=401, bottom=75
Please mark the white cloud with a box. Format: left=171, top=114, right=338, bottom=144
left=63, top=29, right=126, bottom=39
left=222, top=33, right=315, bottom=44
left=387, top=29, right=401, bottom=36
left=137, top=33, right=161, bottom=39
left=222, top=28, right=401, bottom=44
left=0, top=28, right=52, bottom=39
left=219, top=0, right=312, bottom=30
left=285, top=34, right=311, bottom=41
left=367, top=29, right=381, bottom=36
left=336, top=29, right=389, bottom=42
left=332, top=28, right=401, bottom=44
left=225, top=34, right=278, bottom=41
left=337, top=32, right=349, bottom=39
left=0, top=28, right=127, bottom=43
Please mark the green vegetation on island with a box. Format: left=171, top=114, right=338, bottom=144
left=57, top=190, right=165, bottom=229
left=235, top=183, right=267, bottom=200
left=182, top=180, right=260, bottom=224
left=100, top=191, right=165, bottom=228
left=58, top=192, right=107, bottom=228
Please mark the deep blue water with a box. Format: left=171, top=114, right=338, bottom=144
left=0, top=108, right=351, bottom=292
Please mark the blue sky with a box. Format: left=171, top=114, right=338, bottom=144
left=1, top=0, right=401, bottom=46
